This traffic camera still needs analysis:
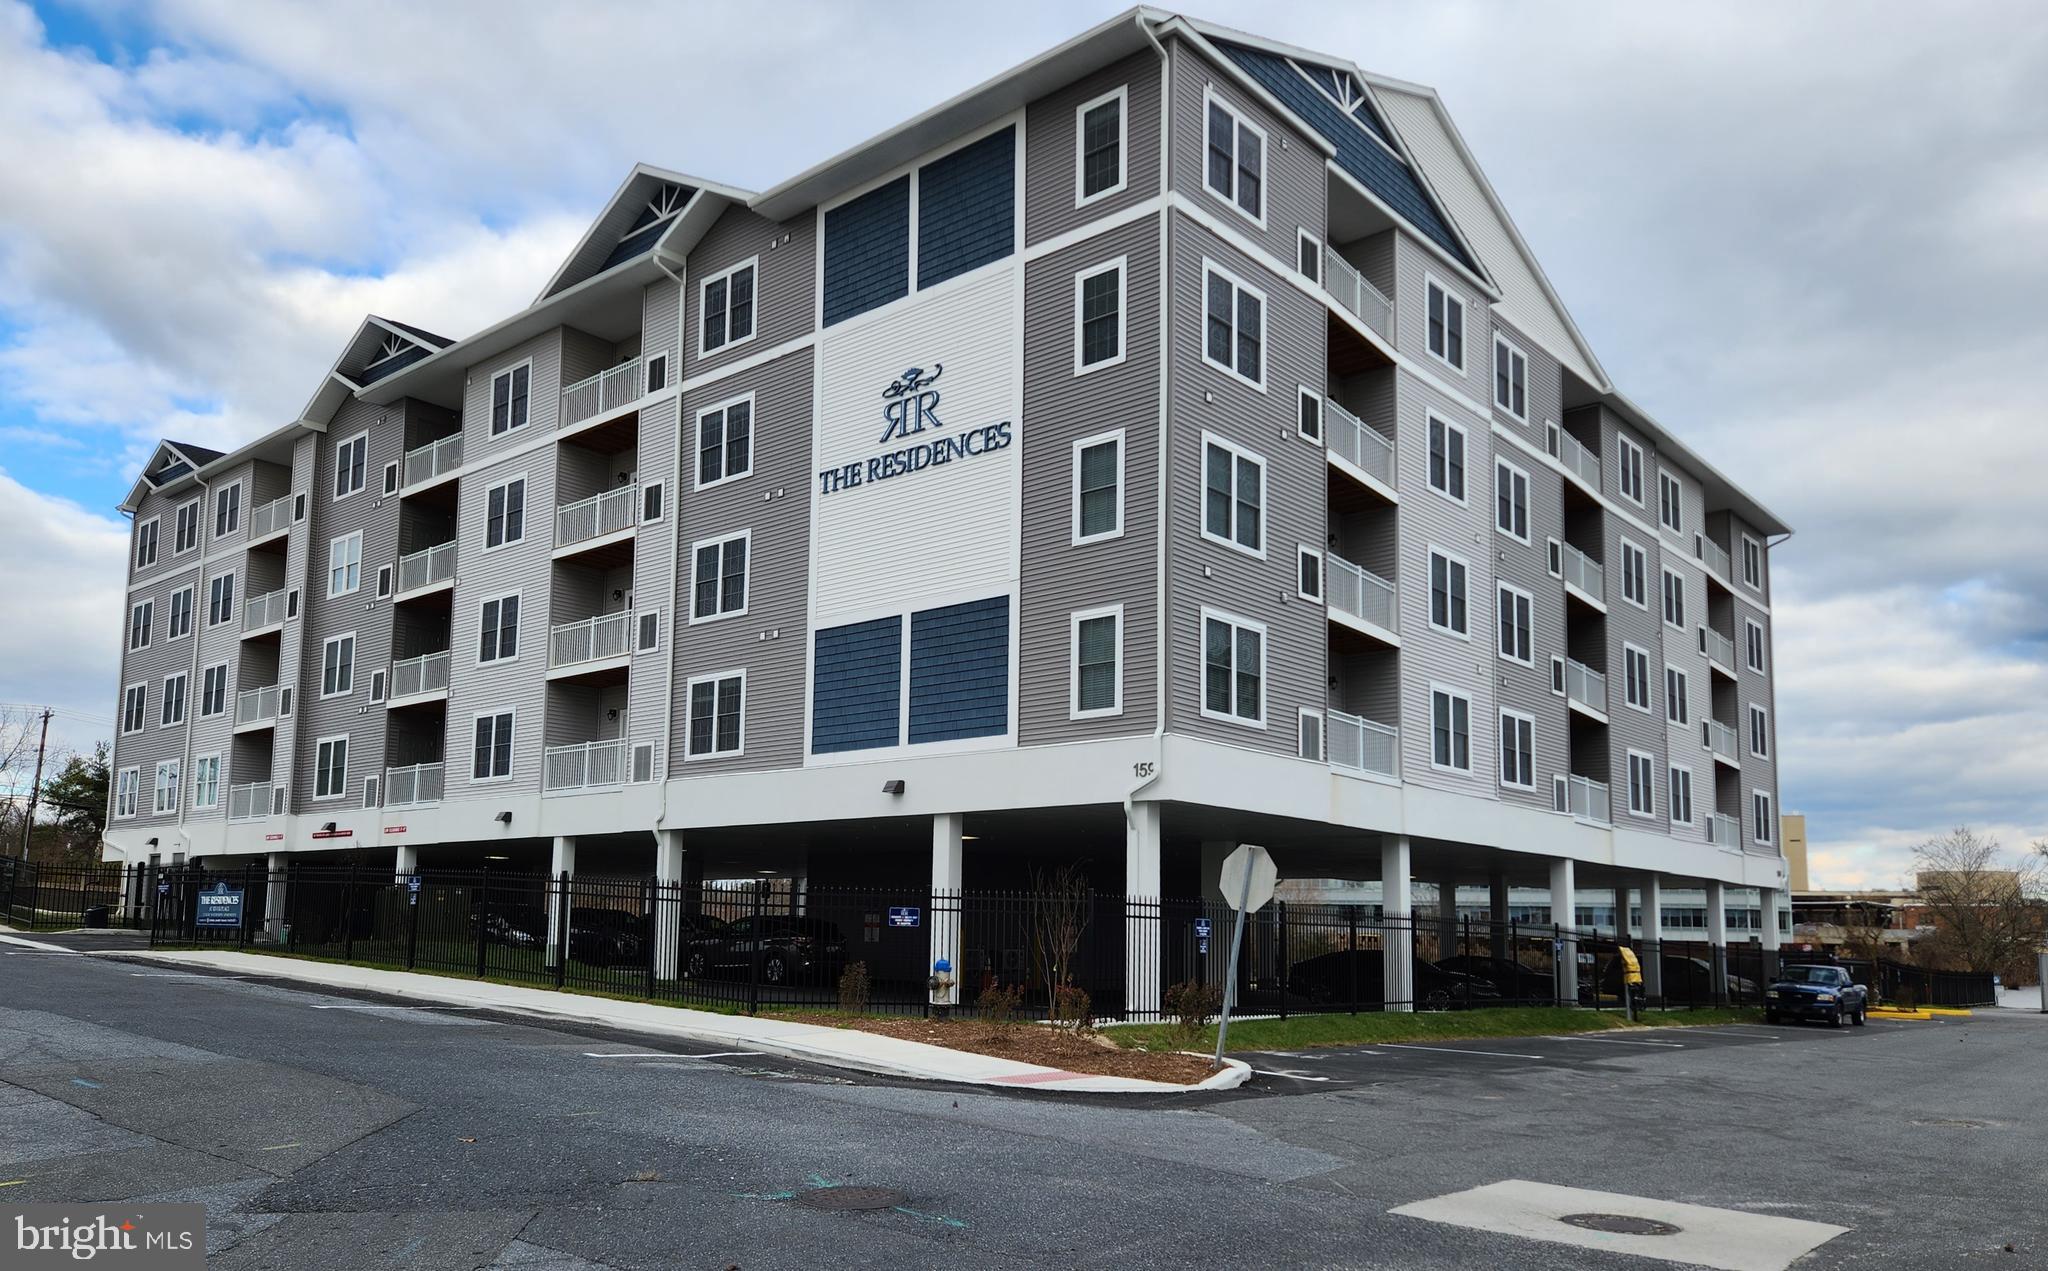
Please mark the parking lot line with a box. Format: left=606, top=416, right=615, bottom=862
left=1381, top=1043, right=1547, bottom=1060
left=1546, top=1034, right=1685, bottom=1047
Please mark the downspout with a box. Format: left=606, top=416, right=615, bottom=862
left=1126, top=13, right=1173, bottom=831
left=650, top=249, right=688, bottom=839
left=175, top=474, right=213, bottom=859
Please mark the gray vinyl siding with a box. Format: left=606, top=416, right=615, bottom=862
left=627, top=387, right=680, bottom=778
left=112, top=481, right=215, bottom=830
left=1492, top=433, right=1569, bottom=815
left=261, top=430, right=319, bottom=801
left=1168, top=38, right=1326, bottom=270
left=1735, top=590, right=1778, bottom=852
left=1604, top=510, right=1668, bottom=829
left=559, top=328, right=618, bottom=397
left=1025, top=50, right=1163, bottom=247
left=1163, top=214, right=1325, bottom=756
left=127, top=486, right=201, bottom=591
left=642, top=276, right=681, bottom=388
left=1719, top=509, right=1772, bottom=606
left=1391, top=230, right=1484, bottom=392
left=462, top=330, right=563, bottom=466
left=1489, top=312, right=1562, bottom=440
left=1019, top=213, right=1160, bottom=745
left=681, top=205, right=816, bottom=378
left=667, top=347, right=814, bottom=773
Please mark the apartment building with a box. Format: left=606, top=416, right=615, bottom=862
left=103, top=9, right=1787, bottom=1010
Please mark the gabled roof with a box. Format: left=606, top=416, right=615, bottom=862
left=535, top=164, right=753, bottom=304
left=119, top=440, right=218, bottom=512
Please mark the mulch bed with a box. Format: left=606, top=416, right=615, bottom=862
left=776, top=1013, right=1218, bottom=1085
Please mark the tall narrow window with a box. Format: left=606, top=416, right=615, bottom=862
left=1203, top=92, right=1264, bottom=221
left=1297, top=388, right=1323, bottom=443
left=1201, top=435, right=1264, bottom=555
left=1496, top=584, right=1532, bottom=664
left=201, top=664, right=228, bottom=717
left=207, top=572, right=236, bottom=627
left=473, top=712, right=514, bottom=780
left=479, top=594, right=520, bottom=663
left=314, top=736, right=349, bottom=800
left=1628, top=751, right=1656, bottom=816
left=192, top=755, right=221, bottom=811
left=1201, top=611, right=1264, bottom=725
left=1617, top=434, right=1645, bottom=504
left=1298, top=546, right=1323, bottom=601
left=1742, top=536, right=1764, bottom=590
left=1076, top=86, right=1126, bottom=204
left=696, top=397, right=754, bottom=487
left=1426, top=277, right=1465, bottom=370
left=134, top=518, right=159, bottom=569
left=1071, top=606, right=1122, bottom=718
left=214, top=481, right=243, bottom=535
left=1753, top=791, right=1775, bottom=844
left=122, top=685, right=146, bottom=734
left=167, top=587, right=193, bottom=640
left=1623, top=644, right=1652, bottom=711
left=1659, top=470, right=1684, bottom=532
left=154, top=761, right=180, bottom=814
left=1665, top=666, right=1690, bottom=725
left=485, top=478, right=526, bottom=548
left=1619, top=539, right=1647, bottom=606
left=333, top=433, right=367, bottom=499
left=1499, top=710, right=1534, bottom=788
left=491, top=364, right=530, bottom=436
left=691, top=533, right=749, bottom=621
left=1494, top=458, right=1529, bottom=541
left=687, top=674, right=746, bottom=757
left=1662, top=568, right=1686, bottom=629
left=1746, top=619, right=1767, bottom=673
left=1074, top=259, right=1125, bottom=371
left=1072, top=432, right=1123, bottom=543
left=129, top=601, right=152, bottom=650
left=160, top=673, right=186, bottom=727
left=1493, top=335, right=1528, bottom=420
left=1428, top=416, right=1467, bottom=502
left=1669, top=766, right=1694, bottom=826
left=1749, top=705, right=1770, bottom=758
left=114, top=768, right=139, bottom=818
left=321, top=634, right=356, bottom=698
left=700, top=260, right=758, bottom=354
left=1430, top=549, right=1469, bottom=636
left=1432, top=687, right=1472, bottom=772
left=174, top=501, right=200, bottom=554
left=1201, top=263, right=1264, bottom=387
left=328, top=532, right=362, bottom=596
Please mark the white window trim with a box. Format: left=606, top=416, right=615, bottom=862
left=1753, top=790, right=1776, bottom=845
left=113, top=767, right=140, bottom=819
left=212, top=479, right=245, bottom=536
left=200, top=662, right=229, bottom=718
left=1073, top=83, right=1129, bottom=208
left=1545, top=537, right=1563, bottom=579
left=1427, top=545, right=1472, bottom=641
left=134, top=515, right=160, bottom=569
left=1070, top=428, right=1126, bottom=545
left=1424, top=273, right=1466, bottom=374
left=382, top=459, right=400, bottom=497
left=1622, top=641, right=1655, bottom=714
left=1201, top=85, right=1268, bottom=230
left=121, top=683, right=146, bottom=735
left=1296, top=228, right=1322, bottom=284
left=1426, top=412, right=1470, bottom=507
left=1616, top=432, right=1646, bottom=506
left=153, top=760, right=180, bottom=815
left=167, top=585, right=194, bottom=640
left=1199, top=259, right=1268, bottom=392
left=1626, top=748, right=1657, bottom=819
left=1428, top=681, right=1474, bottom=775
left=1741, top=533, right=1765, bottom=592
left=312, top=733, right=350, bottom=802
left=636, top=607, right=662, bottom=655
left=644, top=351, right=669, bottom=395
left=1493, top=455, right=1531, bottom=543
left=684, top=670, right=749, bottom=759
left=1749, top=704, right=1771, bottom=759
left=477, top=590, right=522, bottom=667
left=1198, top=606, right=1268, bottom=729
left=328, top=531, right=363, bottom=598
left=1669, top=763, right=1694, bottom=828
left=1298, top=706, right=1325, bottom=762
left=1618, top=537, right=1649, bottom=609
left=489, top=359, right=535, bottom=437
left=331, top=433, right=368, bottom=502
left=687, top=528, right=753, bottom=624
left=694, top=391, right=757, bottom=491
left=1198, top=430, right=1267, bottom=560
left=1498, top=706, right=1536, bottom=789
left=1072, top=256, right=1129, bottom=375
left=482, top=473, right=530, bottom=552
left=1665, top=664, right=1690, bottom=726
left=1296, top=385, right=1323, bottom=444
left=1495, top=580, right=1534, bottom=665
left=1068, top=604, right=1124, bottom=721
left=320, top=631, right=359, bottom=700
left=1297, top=545, right=1324, bottom=602
left=640, top=478, right=666, bottom=524
left=1745, top=617, right=1768, bottom=673
left=173, top=499, right=201, bottom=555
left=698, top=256, right=761, bottom=357
left=469, top=708, right=517, bottom=784
left=1493, top=332, right=1529, bottom=421
left=159, top=672, right=186, bottom=728
left=1662, top=567, right=1687, bottom=632
left=191, top=753, right=222, bottom=811
left=207, top=569, right=237, bottom=629
left=1658, top=468, right=1685, bottom=534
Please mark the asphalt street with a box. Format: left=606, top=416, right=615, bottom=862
left=3, top=938, right=2042, bottom=1269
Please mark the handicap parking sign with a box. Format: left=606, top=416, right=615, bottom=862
left=887, top=906, right=921, bottom=929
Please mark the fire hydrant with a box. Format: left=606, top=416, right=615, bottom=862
left=928, top=958, right=956, bottom=1016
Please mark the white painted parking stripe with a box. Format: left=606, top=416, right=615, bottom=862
left=1381, top=1043, right=1546, bottom=1060
left=307, top=1002, right=480, bottom=1010
left=640, top=1051, right=765, bottom=1061
left=1547, top=1034, right=1685, bottom=1047
left=582, top=1052, right=669, bottom=1059
left=0, top=934, right=75, bottom=952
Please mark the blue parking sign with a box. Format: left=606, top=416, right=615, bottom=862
left=887, top=906, right=921, bottom=929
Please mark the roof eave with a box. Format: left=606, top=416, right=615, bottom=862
left=1601, top=387, right=1792, bottom=538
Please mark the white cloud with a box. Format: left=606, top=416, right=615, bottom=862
left=0, top=469, right=128, bottom=758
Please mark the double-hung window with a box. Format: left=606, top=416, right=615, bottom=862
left=122, top=685, right=146, bottom=734
left=1201, top=434, right=1264, bottom=555
left=201, top=664, right=228, bottom=717
left=1662, top=568, right=1686, bottom=630
left=1493, top=335, right=1527, bottom=419
left=192, top=755, right=220, bottom=810
left=1201, top=610, right=1264, bottom=726
left=1617, top=434, right=1645, bottom=504
left=114, top=768, right=140, bottom=818
left=207, top=572, right=236, bottom=628
left=1746, top=619, right=1767, bottom=673
left=479, top=594, right=520, bottom=663
left=167, top=587, right=193, bottom=639
left=473, top=711, right=514, bottom=780
left=1201, top=263, right=1265, bottom=387
left=1753, top=791, right=1775, bottom=844
left=1499, top=709, right=1534, bottom=788
left=1750, top=705, right=1770, bottom=758
left=153, top=761, right=180, bottom=815
left=1619, top=538, right=1647, bottom=607
left=691, top=532, right=749, bottom=621
left=1426, top=276, right=1465, bottom=370
left=1429, top=548, right=1469, bottom=637
left=214, top=481, right=242, bottom=535
left=129, top=601, right=152, bottom=650
left=1070, top=606, right=1122, bottom=719
left=1496, top=583, right=1532, bottom=664
left=160, top=673, right=186, bottom=727
left=1431, top=686, right=1472, bottom=772
left=687, top=674, right=745, bottom=757
left=1076, top=85, right=1127, bottom=204
left=1623, top=644, right=1652, bottom=712
left=1659, top=470, right=1684, bottom=533
left=1428, top=416, right=1467, bottom=503
left=700, top=260, right=758, bottom=354
left=333, top=434, right=367, bottom=499
left=1074, top=259, right=1125, bottom=372
left=697, top=397, right=753, bottom=487
left=485, top=478, right=526, bottom=548
left=1072, top=431, right=1123, bottom=543
left=491, top=364, right=530, bottom=435
left=1742, top=535, right=1764, bottom=590
left=314, top=736, right=348, bottom=800
left=328, top=532, right=362, bottom=597
left=1669, top=766, right=1694, bottom=827
left=134, top=518, right=159, bottom=569
left=1665, top=666, right=1690, bottom=726
left=1627, top=751, right=1656, bottom=817
left=1494, top=458, right=1529, bottom=541
left=322, top=634, right=356, bottom=698
left=1203, top=91, right=1265, bottom=221
left=174, top=501, right=200, bottom=554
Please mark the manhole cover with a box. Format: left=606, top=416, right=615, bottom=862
left=1560, top=1213, right=1682, bottom=1237
left=796, top=1186, right=907, bottom=1212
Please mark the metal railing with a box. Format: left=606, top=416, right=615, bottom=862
left=243, top=588, right=289, bottom=632
left=1327, top=710, right=1399, bottom=778
left=549, top=611, right=633, bottom=668
left=1326, top=553, right=1398, bottom=633
left=561, top=358, right=643, bottom=430
left=248, top=493, right=296, bottom=540
left=384, top=762, right=445, bottom=808
left=1321, top=246, right=1393, bottom=342
left=1568, top=774, right=1610, bottom=824
left=1553, top=427, right=1602, bottom=489
left=1325, top=398, right=1396, bottom=489
left=1564, top=658, right=1606, bottom=714
left=1560, top=542, right=1604, bottom=604
left=556, top=485, right=638, bottom=547
left=1708, top=812, right=1742, bottom=847
left=1700, top=624, right=1736, bottom=670
left=236, top=684, right=279, bottom=727
left=403, top=433, right=463, bottom=487
left=544, top=739, right=625, bottom=793
left=1700, top=535, right=1732, bottom=580
left=226, top=781, right=272, bottom=821
left=389, top=650, right=451, bottom=700
left=1704, top=718, right=1740, bottom=763
left=396, top=541, right=457, bottom=594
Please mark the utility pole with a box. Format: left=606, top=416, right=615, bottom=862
left=19, top=708, right=51, bottom=860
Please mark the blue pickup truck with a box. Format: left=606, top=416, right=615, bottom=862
left=1765, top=963, right=1869, bottom=1027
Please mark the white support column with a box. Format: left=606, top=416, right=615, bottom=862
left=1705, top=879, right=1729, bottom=1003
left=1550, top=858, right=1578, bottom=1005
left=546, top=836, right=576, bottom=968
left=393, top=843, right=418, bottom=881
left=1382, top=836, right=1414, bottom=1012
left=1489, top=873, right=1512, bottom=960
left=264, top=852, right=287, bottom=940
left=1639, top=872, right=1665, bottom=1004
left=654, top=829, right=685, bottom=981
left=1434, top=872, right=1460, bottom=963
left=931, top=813, right=964, bottom=1007
left=1125, top=802, right=1163, bottom=1019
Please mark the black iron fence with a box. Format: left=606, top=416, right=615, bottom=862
left=1835, top=957, right=1996, bottom=1008
left=1, top=859, right=152, bottom=931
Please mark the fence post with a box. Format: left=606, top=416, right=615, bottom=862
left=746, top=879, right=765, bottom=1016
left=405, top=871, right=421, bottom=971
left=475, top=865, right=489, bottom=980
left=1462, top=916, right=1471, bottom=1009
left=342, top=863, right=358, bottom=962
left=554, top=871, right=570, bottom=990
left=1347, top=907, right=1359, bottom=1015
left=1277, top=901, right=1289, bottom=1022
left=240, top=861, right=255, bottom=950
left=642, top=877, right=656, bottom=1000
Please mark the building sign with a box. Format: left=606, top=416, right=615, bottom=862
left=195, top=882, right=244, bottom=929
left=816, top=365, right=1013, bottom=496
left=310, top=828, right=353, bottom=840
left=887, top=906, right=922, bottom=929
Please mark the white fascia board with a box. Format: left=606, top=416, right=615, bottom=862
left=1601, top=388, right=1793, bottom=537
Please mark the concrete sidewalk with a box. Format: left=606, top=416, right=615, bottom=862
left=96, top=947, right=1249, bottom=1094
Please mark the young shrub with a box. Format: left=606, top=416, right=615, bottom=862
left=979, top=982, right=1024, bottom=1027
left=837, top=960, right=872, bottom=1013
left=1052, top=983, right=1094, bottom=1033
left=1161, top=979, right=1224, bottom=1048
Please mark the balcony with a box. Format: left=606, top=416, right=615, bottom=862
left=234, top=684, right=280, bottom=732
left=1326, top=554, right=1399, bottom=645
left=403, top=434, right=463, bottom=488
left=1704, top=718, right=1741, bottom=768
left=1327, top=710, right=1399, bottom=779
left=554, top=485, right=638, bottom=557
left=1708, top=812, right=1742, bottom=848
left=1325, top=398, right=1396, bottom=498
left=544, top=739, right=624, bottom=794
left=1567, top=774, right=1610, bottom=825
left=561, top=358, right=643, bottom=432
left=388, top=650, right=451, bottom=704
left=1563, top=657, right=1607, bottom=722
left=227, top=781, right=273, bottom=822
left=395, top=541, right=456, bottom=597
left=1559, top=542, right=1605, bottom=610
left=1700, top=625, right=1737, bottom=677
left=1700, top=535, right=1733, bottom=583
left=1550, top=427, right=1602, bottom=492
left=1321, top=246, right=1393, bottom=343
left=247, top=493, right=297, bottom=545
left=243, top=588, right=289, bottom=636
left=384, top=762, right=444, bottom=808
left=548, top=611, right=633, bottom=678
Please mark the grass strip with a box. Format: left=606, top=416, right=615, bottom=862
left=1113, top=1005, right=1764, bottom=1053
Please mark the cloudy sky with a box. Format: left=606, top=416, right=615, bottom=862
left=2, top=1, right=2043, bottom=886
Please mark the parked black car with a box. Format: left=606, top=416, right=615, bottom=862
left=685, top=916, right=848, bottom=986
left=1434, top=954, right=1568, bottom=1003
left=1286, top=949, right=1502, bottom=1010
left=473, top=902, right=547, bottom=949
left=567, top=907, right=647, bottom=968
left=1596, top=953, right=1759, bottom=1001
left=1765, top=963, right=1868, bottom=1027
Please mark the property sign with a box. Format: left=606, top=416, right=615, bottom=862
left=887, top=906, right=921, bottom=929
left=1194, top=917, right=1212, bottom=955
left=194, top=882, right=244, bottom=929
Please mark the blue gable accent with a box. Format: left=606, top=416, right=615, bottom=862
left=908, top=596, right=1009, bottom=744
left=1215, top=42, right=1476, bottom=275
left=811, top=616, right=903, bottom=753
left=823, top=175, right=911, bottom=327
left=358, top=342, right=431, bottom=385
left=599, top=219, right=666, bottom=273
left=916, top=126, right=1015, bottom=291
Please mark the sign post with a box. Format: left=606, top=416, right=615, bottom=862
left=1213, top=844, right=1277, bottom=1067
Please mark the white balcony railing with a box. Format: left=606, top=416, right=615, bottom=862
left=248, top=492, right=296, bottom=540
left=1700, top=535, right=1733, bottom=580
left=402, top=433, right=463, bottom=487
left=227, top=781, right=272, bottom=822
left=1327, top=553, right=1398, bottom=634
left=1325, top=398, right=1396, bottom=489
left=544, top=739, right=625, bottom=793
left=235, top=684, right=279, bottom=728
left=243, top=588, right=289, bottom=632
left=1709, top=812, right=1742, bottom=848
left=1704, top=718, right=1740, bottom=763
left=384, top=762, right=445, bottom=808
left=1564, top=658, right=1606, bottom=715
left=1568, top=774, right=1611, bottom=824
left=1700, top=624, right=1736, bottom=670
left=561, top=358, right=642, bottom=430
left=1327, top=710, right=1399, bottom=778
left=549, top=611, right=632, bottom=668
left=1552, top=427, right=1602, bottom=490
left=389, top=650, right=451, bottom=700
left=555, top=485, right=638, bottom=548
left=396, top=541, right=456, bottom=594
left=1321, top=246, right=1393, bottom=342
left=1560, top=542, right=1604, bottom=605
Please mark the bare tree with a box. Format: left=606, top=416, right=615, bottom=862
left=1910, top=827, right=2048, bottom=982
left=1029, top=864, right=1091, bottom=1024
left=0, top=707, right=50, bottom=859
